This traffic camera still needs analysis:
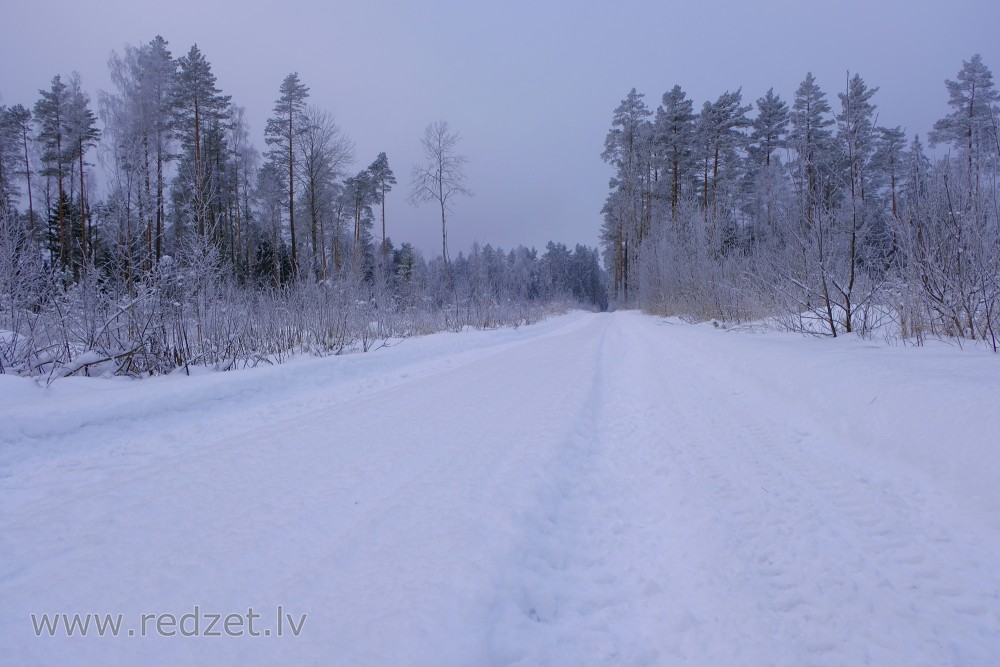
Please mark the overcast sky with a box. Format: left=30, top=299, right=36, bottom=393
left=3, top=0, right=999, bottom=259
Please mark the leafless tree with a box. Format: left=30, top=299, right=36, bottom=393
left=409, top=121, right=471, bottom=266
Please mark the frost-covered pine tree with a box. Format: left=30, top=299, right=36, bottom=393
left=34, top=75, right=73, bottom=271
left=344, top=169, right=376, bottom=273
left=171, top=45, right=231, bottom=241
left=654, top=85, right=696, bottom=221
left=3, top=105, right=34, bottom=232
left=837, top=73, right=879, bottom=203
left=831, top=72, right=883, bottom=333
left=145, top=36, right=175, bottom=263
left=874, top=126, right=906, bottom=222
left=929, top=54, right=1000, bottom=197
left=62, top=74, right=100, bottom=268
left=695, top=89, right=750, bottom=249
left=367, top=152, right=396, bottom=256
left=0, top=106, right=18, bottom=211
left=264, top=72, right=309, bottom=278
left=789, top=73, right=835, bottom=227
left=750, top=88, right=788, bottom=169
left=742, top=89, right=789, bottom=243
left=601, top=89, right=651, bottom=299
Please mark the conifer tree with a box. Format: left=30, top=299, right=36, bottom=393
left=265, top=73, right=309, bottom=278
left=654, top=85, right=696, bottom=221
left=34, top=75, right=72, bottom=270
left=4, top=105, right=34, bottom=231
left=929, top=54, right=1000, bottom=195
left=695, top=89, right=751, bottom=227
left=367, top=152, right=396, bottom=256
left=874, top=126, right=906, bottom=221
left=789, top=73, right=835, bottom=226
left=344, top=169, right=375, bottom=270
left=64, top=73, right=100, bottom=265
left=749, top=88, right=789, bottom=168
left=600, top=89, right=651, bottom=299
left=146, top=36, right=176, bottom=262
left=837, top=73, right=879, bottom=204
left=834, top=73, right=881, bottom=333
left=171, top=44, right=231, bottom=239
left=0, top=106, right=17, bottom=211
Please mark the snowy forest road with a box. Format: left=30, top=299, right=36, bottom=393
left=2, top=311, right=999, bottom=666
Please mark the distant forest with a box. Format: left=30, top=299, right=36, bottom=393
left=0, top=36, right=606, bottom=378
left=600, top=55, right=1000, bottom=349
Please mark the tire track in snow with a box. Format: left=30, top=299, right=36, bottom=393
left=635, top=315, right=1000, bottom=666
left=1, top=312, right=617, bottom=667
left=488, top=314, right=742, bottom=665
left=489, top=312, right=1000, bottom=666
left=487, top=315, right=662, bottom=666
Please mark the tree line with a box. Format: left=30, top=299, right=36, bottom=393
left=0, top=36, right=606, bottom=378
left=601, top=55, right=1000, bottom=348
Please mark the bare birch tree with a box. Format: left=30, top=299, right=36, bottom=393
left=409, top=121, right=471, bottom=266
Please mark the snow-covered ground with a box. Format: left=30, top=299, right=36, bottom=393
left=2, top=310, right=999, bottom=666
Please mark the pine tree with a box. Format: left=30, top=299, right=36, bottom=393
left=600, top=89, right=651, bottom=299
left=654, top=85, right=696, bottom=221
left=344, top=169, right=375, bottom=271
left=834, top=73, right=881, bottom=333
left=837, top=73, right=879, bottom=204
left=264, top=72, right=309, bottom=279
left=146, top=36, right=176, bottom=263
left=45, top=191, right=83, bottom=272
left=749, top=88, right=788, bottom=168
left=367, top=152, right=397, bottom=256
left=0, top=106, right=17, bottom=211
left=743, top=89, right=789, bottom=242
left=4, top=105, right=34, bottom=231
left=902, top=134, right=930, bottom=211
left=34, top=75, right=72, bottom=271
left=789, top=72, right=835, bottom=226
left=695, top=89, right=751, bottom=228
left=929, top=54, right=1000, bottom=195
left=171, top=44, right=231, bottom=239
left=874, top=126, right=907, bottom=221
left=64, top=73, right=100, bottom=266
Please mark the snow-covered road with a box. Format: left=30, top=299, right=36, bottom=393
left=2, top=311, right=999, bottom=665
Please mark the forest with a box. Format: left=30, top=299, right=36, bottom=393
left=0, top=37, right=606, bottom=379
left=600, top=55, right=1000, bottom=349
left=3, top=43, right=999, bottom=381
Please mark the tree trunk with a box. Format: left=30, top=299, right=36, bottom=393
left=156, top=135, right=164, bottom=263
left=310, top=188, right=319, bottom=280
left=143, top=137, right=152, bottom=272
left=287, top=107, right=297, bottom=279
left=57, top=135, right=67, bottom=272
left=381, top=182, right=387, bottom=257
left=21, top=123, right=34, bottom=237
left=79, top=137, right=88, bottom=271
left=439, top=169, right=448, bottom=265
left=195, top=97, right=203, bottom=237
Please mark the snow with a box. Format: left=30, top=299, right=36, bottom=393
left=2, top=311, right=999, bottom=665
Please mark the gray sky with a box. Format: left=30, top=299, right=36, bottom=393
left=2, top=0, right=999, bottom=259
